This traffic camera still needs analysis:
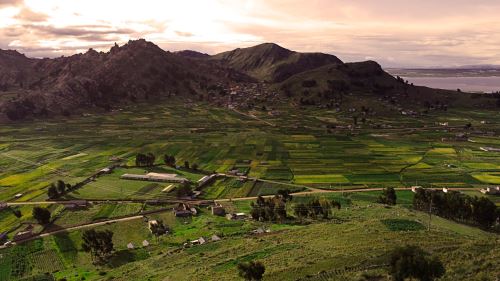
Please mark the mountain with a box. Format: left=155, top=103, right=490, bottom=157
left=211, top=43, right=342, bottom=82
left=0, top=49, right=38, bottom=89
left=0, top=39, right=497, bottom=121
left=0, top=39, right=250, bottom=120
left=174, top=50, right=210, bottom=59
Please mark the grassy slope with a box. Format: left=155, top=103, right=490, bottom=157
left=38, top=197, right=498, bottom=281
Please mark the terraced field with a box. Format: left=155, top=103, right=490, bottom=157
left=0, top=100, right=499, bottom=280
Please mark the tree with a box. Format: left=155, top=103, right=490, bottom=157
left=56, top=180, right=66, bottom=194
left=250, top=195, right=288, bottom=222
left=192, top=163, right=199, bottom=170
left=163, top=154, right=176, bottom=167
left=48, top=184, right=59, bottom=199
left=176, top=182, right=193, bottom=198
left=136, top=153, right=156, bottom=167
left=471, top=196, right=497, bottom=228
left=184, top=161, right=190, bottom=169
left=237, top=261, right=265, bottom=280
left=12, top=209, right=22, bottom=218
left=82, top=229, right=114, bottom=263
left=150, top=220, right=169, bottom=242
left=146, top=153, right=155, bottom=166
left=294, top=203, right=308, bottom=222
left=32, top=207, right=51, bottom=225
left=276, top=189, right=293, bottom=202
left=378, top=187, right=397, bottom=205
left=389, top=245, right=445, bottom=281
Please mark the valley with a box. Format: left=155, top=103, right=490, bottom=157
left=0, top=97, right=499, bottom=280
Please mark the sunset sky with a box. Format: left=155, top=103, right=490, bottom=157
left=1, top=0, right=499, bottom=67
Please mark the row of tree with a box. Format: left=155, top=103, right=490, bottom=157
left=294, top=198, right=341, bottom=220
left=377, top=187, right=397, bottom=205
left=250, top=190, right=342, bottom=222
left=250, top=194, right=288, bottom=222
left=136, top=153, right=199, bottom=170
left=413, top=189, right=499, bottom=229
left=47, top=180, right=71, bottom=199
left=136, top=153, right=156, bottom=166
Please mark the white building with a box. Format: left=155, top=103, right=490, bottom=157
left=121, top=172, right=189, bottom=183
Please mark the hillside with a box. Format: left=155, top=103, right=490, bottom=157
left=211, top=43, right=342, bottom=82
left=0, top=49, right=38, bottom=90
left=0, top=40, right=249, bottom=121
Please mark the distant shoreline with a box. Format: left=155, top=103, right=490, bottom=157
left=386, top=68, right=500, bottom=78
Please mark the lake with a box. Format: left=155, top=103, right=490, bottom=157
left=402, top=76, right=500, bottom=93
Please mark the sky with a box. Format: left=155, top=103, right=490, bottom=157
left=1, top=0, right=500, bottom=67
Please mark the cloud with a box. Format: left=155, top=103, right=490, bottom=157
left=175, top=31, right=194, bottom=37
left=0, top=0, right=22, bottom=7
left=14, top=7, right=47, bottom=22
left=0, top=0, right=499, bottom=66
left=24, top=24, right=135, bottom=37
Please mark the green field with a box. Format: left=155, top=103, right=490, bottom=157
left=0, top=192, right=498, bottom=281
left=0, top=100, right=499, bottom=280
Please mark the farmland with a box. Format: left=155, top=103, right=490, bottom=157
left=1, top=100, right=499, bottom=201
left=0, top=99, right=499, bottom=280
left=0, top=191, right=497, bottom=281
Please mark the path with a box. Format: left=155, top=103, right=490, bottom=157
left=231, top=108, right=276, bottom=127
left=214, top=187, right=479, bottom=202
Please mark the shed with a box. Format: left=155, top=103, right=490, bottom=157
left=142, top=240, right=150, bottom=247
left=211, top=203, right=226, bottom=216
left=127, top=242, right=134, bottom=249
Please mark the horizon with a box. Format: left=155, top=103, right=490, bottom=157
left=1, top=0, right=500, bottom=68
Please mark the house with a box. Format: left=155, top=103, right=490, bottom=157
left=63, top=200, right=88, bottom=210
left=127, top=242, right=134, bottom=249
left=0, top=202, right=8, bottom=211
left=99, top=167, right=111, bottom=174
left=197, top=174, right=217, bottom=188
left=173, top=203, right=197, bottom=217
left=148, top=220, right=158, bottom=232
left=411, top=186, right=423, bottom=193
left=0, top=232, right=8, bottom=243
left=13, top=230, right=32, bottom=242
left=211, top=235, right=221, bottom=242
left=142, top=240, right=150, bottom=247
left=121, top=172, right=189, bottom=183
left=251, top=228, right=271, bottom=235
left=481, top=186, right=500, bottom=195
left=442, top=187, right=449, bottom=193
left=109, top=156, right=123, bottom=162
left=211, top=203, right=226, bottom=216
left=191, top=237, right=206, bottom=245
left=226, top=213, right=247, bottom=221
left=14, top=193, right=23, bottom=199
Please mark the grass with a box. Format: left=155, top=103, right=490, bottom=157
left=0, top=100, right=499, bottom=280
